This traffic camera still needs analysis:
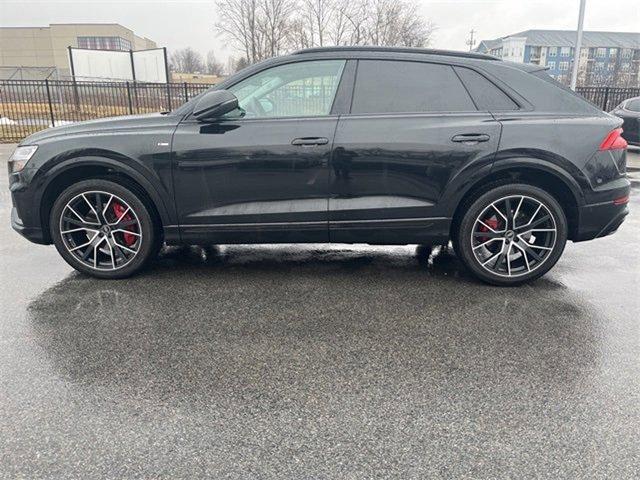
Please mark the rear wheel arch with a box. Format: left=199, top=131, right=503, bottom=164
left=450, top=163, right=582, bottom=241
left=38, top=159, right=167, bottom=244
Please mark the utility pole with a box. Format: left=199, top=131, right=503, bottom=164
left=570, top=0, right=587, bottom=90
left=466, top=29, right=476, bottom=52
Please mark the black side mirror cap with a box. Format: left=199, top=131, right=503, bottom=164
left=193, top=90, right=239, bottom=121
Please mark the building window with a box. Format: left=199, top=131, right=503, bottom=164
left=559, top=61, right=569, bottom=71
left=77, top=36, right=132, bottom=51
left=560, top=47, right=571, bottom=56
left=609, top=48, right=617, bottom=57
left=596, top=48, right=606, bottom=58
left=548, top=47, right=557, bottom=57
left=547, top=61, right=556, bottom=70
left=621, top=49, right=632, bottom=58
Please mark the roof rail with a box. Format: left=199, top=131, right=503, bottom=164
left=292, top=46, right=501, bottom=61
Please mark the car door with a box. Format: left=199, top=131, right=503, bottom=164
left=172, top=59, right=346, bottom=243
left=329, top=59, right=508, bottom=244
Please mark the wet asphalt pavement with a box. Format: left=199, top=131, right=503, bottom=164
left=1, top=144, right=639, bottom=478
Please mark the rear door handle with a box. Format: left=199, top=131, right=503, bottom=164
left=451, top=133, right=490, bottom=144
left=291, top=137, right=329, bottom=146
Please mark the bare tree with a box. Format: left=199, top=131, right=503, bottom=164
left=216, top=0, right=264, bottom=63
left=362, top=0, right=434, bottom=47
left=170, top=47, right=205, bottom=73
left=261, top=0, right=298, bottom=56
left=299, top=0, right=334, bottom=47
left=326, top=0, right=358, bottom=45
left=214, top=0, right=435, bottom=61
left=215, top=0, right=295, bottom=63
left=287, top=17, right=313, bottom=51
left=206, top=51, right=226, bottom=75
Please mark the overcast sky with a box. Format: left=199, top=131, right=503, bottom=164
left=1, top=0, right=639, bottom=64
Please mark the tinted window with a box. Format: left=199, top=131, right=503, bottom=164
left=227, top=60, right=345, bottom=118
left=625, top=98, right=640, bottom=112
left=507, top=68, right=599, bottom=114
left=351, top=60, right=476, bottom=114
left=455, top=67, right=519, bottom=111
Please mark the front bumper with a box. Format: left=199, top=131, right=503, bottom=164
left=9, top=167, right=51, bottom=245
left=11, top=206, right=48, bottom=244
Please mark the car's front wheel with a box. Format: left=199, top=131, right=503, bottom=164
left=455, top=184, right=568, bottom=286
left=50, top=179, right=158, bottom=279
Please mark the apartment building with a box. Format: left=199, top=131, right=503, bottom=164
left=476, top=30, right=640, bottom=87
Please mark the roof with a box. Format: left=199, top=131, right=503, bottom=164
left=293, top=46, right=500, bottom=61
left=476, top=39, right=503, bottom=52
left=477, top=30, right=640, bottom=50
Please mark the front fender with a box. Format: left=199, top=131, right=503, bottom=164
left=25, top=149, right=177, bottom=237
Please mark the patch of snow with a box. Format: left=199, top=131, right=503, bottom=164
left=49, top=120, right=75, bottom=127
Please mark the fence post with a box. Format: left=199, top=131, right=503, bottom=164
left=126, top=81, right=134, bottom=114
left=184, top=82, right=189, bottom=102
left=45, top=79, right=55, bottom=127
left=166, top=83, right=173, bottom=111
left=603, top=86, right=610, bottom=111
left=68, top=46, right=81, bottom=111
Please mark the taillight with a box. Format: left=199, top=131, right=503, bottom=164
left=613, top=195, right=629, bottom=206
left=599, top=128, right=627, bottom=151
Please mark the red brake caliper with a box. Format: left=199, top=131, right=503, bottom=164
left=478, top=217, right=500, bottom=242
left=112, top=202, right=136, bottom=246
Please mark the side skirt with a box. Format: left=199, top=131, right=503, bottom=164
left=165, top=217, right=452, bottom=246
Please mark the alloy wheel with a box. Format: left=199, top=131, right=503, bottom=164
left=59, top=190, right=142, bottom=271
left=470, top=195, right=557, bottom=278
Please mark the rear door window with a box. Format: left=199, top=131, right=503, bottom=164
left=351, top=60, right=476, bottom=114
left=454, top=67, right=519, bottom=111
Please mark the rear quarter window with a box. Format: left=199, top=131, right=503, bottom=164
left=351, top=60, right=476, bottom=114
left=454, top=66, right=519, bottom=111
left=489, top=65, right=601, bottom=114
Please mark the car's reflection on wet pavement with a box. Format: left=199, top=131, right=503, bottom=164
left=1, top=163, right=639, bottom=478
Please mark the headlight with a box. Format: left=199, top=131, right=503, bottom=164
left=8, top=145, right=38, bottom=174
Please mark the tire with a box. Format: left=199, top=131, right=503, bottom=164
left=50, top=179, right=159, bottom=279
left=454, top=183, right=568, bottom=286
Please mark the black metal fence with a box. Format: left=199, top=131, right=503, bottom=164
left=1, top=80, right=639, bottom=142
left=0, top=80, right=211, bottom=141
left=575, top=86, right=639, bottom=112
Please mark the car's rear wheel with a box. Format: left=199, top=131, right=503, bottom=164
left=455, top=184, right=568, bottom=286
left=50, top=179, right=158, bottom=279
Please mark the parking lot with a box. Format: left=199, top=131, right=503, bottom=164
left=1, top=143, right=639, bottom=478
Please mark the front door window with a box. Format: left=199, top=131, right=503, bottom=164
left=227, top=60, right=345, bottom=118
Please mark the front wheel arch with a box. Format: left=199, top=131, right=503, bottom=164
left=38, top=161, right=166, bottom=244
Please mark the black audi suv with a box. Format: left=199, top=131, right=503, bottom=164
left=611, top=96, right=640, bottom=146
left=8, top=47, right=631, bottom=285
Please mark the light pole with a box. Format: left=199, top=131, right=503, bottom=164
left=570, top=0, right=587, bottom=90
left=466, top=29, right=476, bottom=52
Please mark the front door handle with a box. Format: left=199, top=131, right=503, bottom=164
left=451, top=133, right=490, bottom=144
left=291, top=137, right=329, bottom=146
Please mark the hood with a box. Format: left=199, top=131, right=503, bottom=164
left=22, top=112, right=180, bottom=144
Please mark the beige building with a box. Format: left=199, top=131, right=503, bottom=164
left=0, top=23, right=157, bottom=79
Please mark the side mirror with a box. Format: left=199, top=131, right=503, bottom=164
left=193, top=90, right=239, bottom=121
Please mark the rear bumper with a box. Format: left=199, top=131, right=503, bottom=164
left=574, top=180, right=630, bottom=242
